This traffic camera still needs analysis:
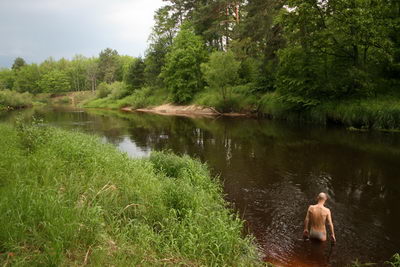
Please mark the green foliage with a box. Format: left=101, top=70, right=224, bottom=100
left=13, top=64, right=41, bottom=94
left=276, top=46, right=321, bottom=109
left=94, top=82, right=128, bottom=100
left=0, top=90, right=32, bottom=110
left=38, top=70, right=71, bottom=93
left=276, top=0, right=400, bottom=103
left=15, top=117, right=50, bottom=152
left=98, top=48, right=120, bottom=84
left=386, top=253, right=400, bottom=267
left=161, top=28, right=208, bottom=104
left=96, top=82, right=112, bottom=98
left=194, top=84, right=258, bottom=113
left=259, top=93, right=400, bottom=130
left=68, top=55, right=90, bottom=91
left=54, top=96, right=72, bottom=105
left=12, top=57, right=26, bottom=71
left=125, top=58, right=146, bottom=91
left=144, top=5, right=178, bottom=87
left=201, top=50, right=241, bottom=111
left=107, top=81, right=129, bottom=100
left=322, top=97, right=400, bottom=130
left=87, top=87, right=168, bottom=110
left=0, top=68, right=15, bottom=90
left=118, top=87, right=159, bottom=109
left=0, top=123, right=259, bottom=266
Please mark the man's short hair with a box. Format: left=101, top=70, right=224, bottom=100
left=317, top=192, right=328, bottom=201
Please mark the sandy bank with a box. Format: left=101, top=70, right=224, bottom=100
left=121, top=104, right=250, bottom=118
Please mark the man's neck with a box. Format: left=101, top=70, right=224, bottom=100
left=317, top=201, right=325, bottom=206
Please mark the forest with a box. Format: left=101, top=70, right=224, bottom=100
left=1, top=0, right=400, bottom=129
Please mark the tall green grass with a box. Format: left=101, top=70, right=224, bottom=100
left=85, top=86, right=168, bottom=110
left=386, top=253, right=400, bottom=267
left=193, top=84, right=259, bottom=113
left=259, top=93, right=400, bottom=130
left=0, top=90, right=33, bottom=110
left=0, top=122, right=259, bottom=266
left=322, top=98, right=400, bottom=130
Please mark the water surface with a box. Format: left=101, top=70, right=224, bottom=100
left=2, top=106, right=400, bottom=266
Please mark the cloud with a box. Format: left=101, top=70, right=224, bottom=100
left=0, top=0, right=164, bottom=68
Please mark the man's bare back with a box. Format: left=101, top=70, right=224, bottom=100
left=303, top=193, right=336, bottom=242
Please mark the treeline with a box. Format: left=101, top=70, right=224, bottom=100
left=92, top=0, right=400, bottom=117
left=1, top=0, right=400, bottom=126
left=146, top=0, right=400, bottom=108
left=0, top=49, right=144, bottom=94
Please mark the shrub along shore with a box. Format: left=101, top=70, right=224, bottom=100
left=0, top=90, right=33, bottom=110
left=0, top=122, right=260, bottom=266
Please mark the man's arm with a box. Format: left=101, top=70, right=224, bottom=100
left=303, top=206, right=311, bottom=238
left=327, top=209, right=336, bottom=243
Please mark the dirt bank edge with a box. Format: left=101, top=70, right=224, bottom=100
left=121, top=104, right=251, bottom=117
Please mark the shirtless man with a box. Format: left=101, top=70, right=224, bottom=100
left=303, top=192, right=336, bottom=243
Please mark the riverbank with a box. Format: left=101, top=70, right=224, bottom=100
left=0, top=122, right=260, bottom=266
left=125, top=103, right=250, bottom=117
left=84, top=87, right=400, bottom=130
left=34, top=91, right=96, bottom=106
left=259, top=94, right=400, bottom=130
left=0, top=90, right=33, bottom=110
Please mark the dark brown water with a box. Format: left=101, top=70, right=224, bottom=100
left=2, top=106, right=400, bottom=266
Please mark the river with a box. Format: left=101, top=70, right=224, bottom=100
left=1, top=106, right=399, bottom=266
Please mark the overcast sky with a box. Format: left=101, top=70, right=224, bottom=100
left=0, top=0, right=164, bottom=68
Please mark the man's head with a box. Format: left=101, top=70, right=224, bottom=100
left=317, top=192, right=328, bottom=202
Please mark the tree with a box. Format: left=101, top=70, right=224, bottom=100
left=0, top=69, right=15, bottom=90
left=68, top=55, right=89, bottom=91
left=275, top=0, right=398, bottom=104
left=12, top=57, right=26, bottom=71
left=161, top=0, right=243, bottom=50
left=119, top=55, right=135, bottom=82
left=201, top=50, right=240, bottom=103
left=13, top=64, right=41, bottom=94
left=144, top=6, right=178, bottom=87
left=38, top=70, right=71, bottom=93
left=161, top=27, right=208, bottom=103
left=125, top=58, right=146, bottom=90
left=98, top=48, right=120, bottom=84
left=86, top=59, right=99, bottom=92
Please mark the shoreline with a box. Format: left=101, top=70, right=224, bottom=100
left=121, top=103, right=253, bottom=118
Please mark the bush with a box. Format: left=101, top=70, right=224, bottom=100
left=201, top=50, right=241, bottom=110
left=0, top=89, right=33, bottom=110
left=108, top=81, right=129, bottom=100
left=0, top=123, right=259, bottom=266
left=96, top=82, right=112, bottom=98
left=194, top=85, right=257, bottom=113
left=15, top=117, right=51, bottom=152
left=95, top=82, right=128, bottom=101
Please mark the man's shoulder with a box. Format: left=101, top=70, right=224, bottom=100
left=323, top=206, right=331, bottom=213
